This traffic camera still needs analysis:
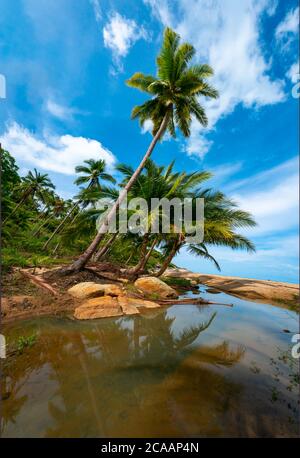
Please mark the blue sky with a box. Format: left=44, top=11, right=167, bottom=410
left=0, top=0, right=299, bottom=283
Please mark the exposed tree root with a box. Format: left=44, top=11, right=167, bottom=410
left=19, top=269, right=60, bottom=296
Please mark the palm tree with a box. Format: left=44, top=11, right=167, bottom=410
left=33, top=197, right=66, bottom=237
left=153, top=190, right=256, bottom=277
left=4, top=168, right=55, bottom=223
left=115, top=159, right=211, bottom=275
left=64, top=27, right=218, bottom=273
left=42, top=159, right=115, bottom=250
left=74, top=159, right=116, bottom=190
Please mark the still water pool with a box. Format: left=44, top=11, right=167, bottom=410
left=1, top=287, right=299, bottom=437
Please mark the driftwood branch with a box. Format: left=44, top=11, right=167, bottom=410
left=157, top=298, right=233, bottom=307
left=19, top=269, right=59, bottom=296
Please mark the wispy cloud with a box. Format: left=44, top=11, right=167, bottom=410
left=90, top=0, right=102, bottom=23
left=145, top=0, right=285, bottom=159
left=276, top=6, right=299, bottom=40
left=45, top=99, right=85, bottom=121
left=0, top=122, right=116, bottom=175
left=286, top=61, right=299, bottom=83
left=230, top=157, right=299, bottom=236
left=208, top=162, right=243, bottom=186
left=103, top=12, right=148, bottom=72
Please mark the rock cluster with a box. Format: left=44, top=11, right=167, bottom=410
left=70, top=277, right=176, bottom=320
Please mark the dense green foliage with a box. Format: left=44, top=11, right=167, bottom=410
left=1, top=145, right=256, bottom=275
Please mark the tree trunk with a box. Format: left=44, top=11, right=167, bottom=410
left=63, top=112, right=170, bottom=274
left=125, top=251, right=134, bottom=265
left=153, top=236, right=182, bottom=277
left=42, top=202, right=78, bottom=249
left=136, top=237, right=157, bottom=274
left=52, top=241, right=61, bottom=255
left=36, top=203, right=48, bottom=220
left=94, top=232, right=118, bottom=262
left=33, top=213, right=53, bottom=236
left=3, top=192, right=30, bottom=224
left=124, top=233, right=149, bottom=275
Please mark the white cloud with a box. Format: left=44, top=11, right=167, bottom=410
left=276, top=7, right=299, bottom=39
left=45, top=99, right=82, bottom=121
left=236, top=175, right=299, bottom=236
left=103, top=12, right=148, bottom=71
left=231, top=157, right=299, bottom=236
left=286, top=61, right=299, bottom=83
left=266, top=0, right=278, bottom=16
left=144, top=0, right=285, bottom=158
left=185, top=126, right=213, bottom=159
left=0, top=122, right=116, bottom=175
left=141, top=119, right=153, bottom=134
left=90, top=0, right=102, bottom=23
left=144, top=0, right=175, bottom=25
left=208, top=162, right=243, bottom=185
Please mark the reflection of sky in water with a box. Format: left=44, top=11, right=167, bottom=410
left=2, top=288, right=299, bottom=438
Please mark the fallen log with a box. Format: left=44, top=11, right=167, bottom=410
left=157, top=297, right=233, bottom=307
left=19, top=269, right=60, bottom=296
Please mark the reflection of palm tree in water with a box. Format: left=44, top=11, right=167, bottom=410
left=1, top=312, right=244, bottom=437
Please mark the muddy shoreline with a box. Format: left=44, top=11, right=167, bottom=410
left=1, top=267, right=299, bottom=323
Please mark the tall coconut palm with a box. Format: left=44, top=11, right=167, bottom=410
left=43, top=159, right=115, bottom=250
left=4, top=168, right=55, bottom=223
left=64, top=27, right=218, bottom=273
left=74, top=159, right=116, bottom=190
left=33, top=197, right=66, bottom=237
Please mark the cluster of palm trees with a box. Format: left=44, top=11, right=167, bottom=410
left=2, top=27, right=256, bottom=275
left=91, top=159, right=255, bottom=277
left=3, top=150, right=255, bottom=277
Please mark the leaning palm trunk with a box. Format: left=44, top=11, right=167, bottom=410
left=43, top=203, right=78, bottom=249
left=36, top=203, right=48, bottom=220
left=153, top=235, right=182, bottom=277
left=3, top=191, right=31, bottom=224
left=94, top=232, right=118, bottom=262
left=136, top=237, right=157, bottom=274
left=52, top=241, right=61, bottom=255
left=33, top=213, right=53, bottom=236
left=124, top=233, right=150, bottom=275
left=63, top=113, right=170, bottom=274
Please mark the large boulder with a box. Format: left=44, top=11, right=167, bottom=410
left=74, top=296, right=123, bottom=320
left=74, top=294, right=162, bottom=320
left=134, top=277, right=178, bottom=299
left=118, top=296, right=160, bottom=314
left=68, top=282, right=123, bottom=299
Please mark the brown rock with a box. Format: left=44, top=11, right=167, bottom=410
left=117, top=297, right=140, bottom=315
left=101, top=284, right=124, bottom=297
left=121, top=296, right=161, bottom=309
left=74, top=296, right=123, bottom=320
left=134, top=277, right=178, bottom=299
left=68, top=282, right=123, bottom=299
